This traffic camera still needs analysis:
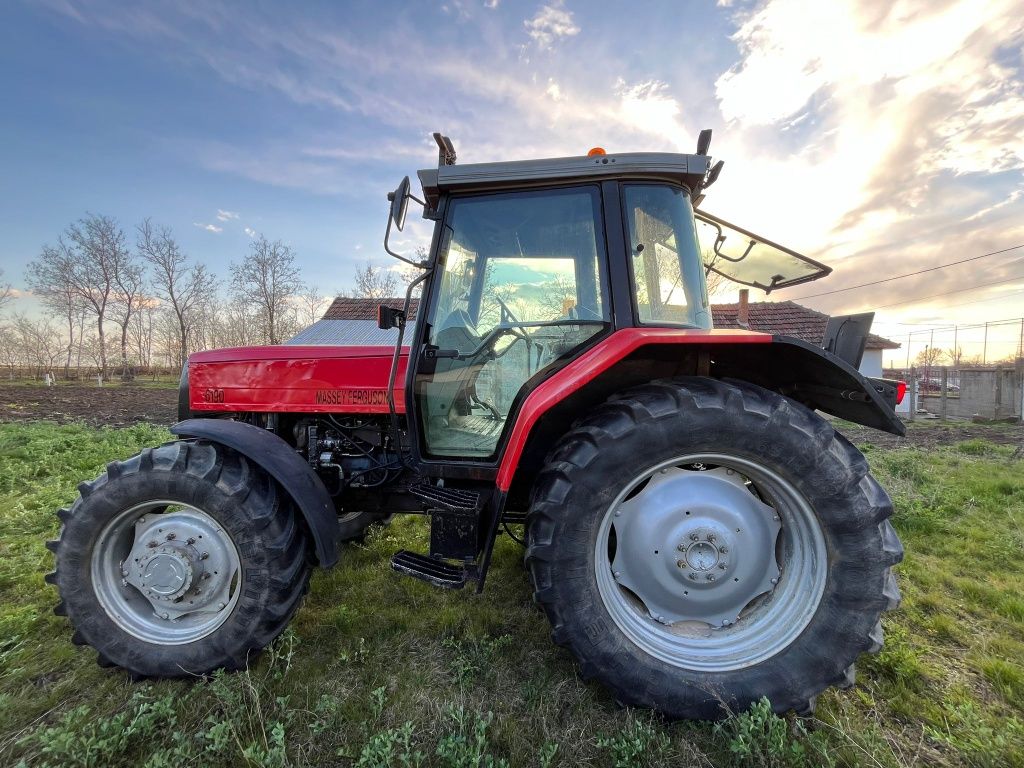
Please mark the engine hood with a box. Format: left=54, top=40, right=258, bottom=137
left=186, top=345, right=409, bottom=415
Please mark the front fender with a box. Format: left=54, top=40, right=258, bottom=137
left=170, top=418, right=339, bottom=568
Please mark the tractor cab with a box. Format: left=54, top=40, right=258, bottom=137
left=381, top=132, right=832, bottom=464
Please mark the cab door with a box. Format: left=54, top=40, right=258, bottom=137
left=413, top=185, right=612, bottom=460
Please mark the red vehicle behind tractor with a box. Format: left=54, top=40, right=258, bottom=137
left=48, top=132, right=904, bottom=720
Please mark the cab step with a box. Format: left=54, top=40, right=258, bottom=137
left=409, top=482, right=482, bottom=512
left=390, top=550, right=477, bottom=590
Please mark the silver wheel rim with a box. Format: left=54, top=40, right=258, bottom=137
left=90, top=500, right=241, bottom=645
left=595, top=454, right=827, bottom=672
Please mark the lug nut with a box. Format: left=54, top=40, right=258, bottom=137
left=676, top=560, right=685, bottom=568
left=121, top=578, right=128, bottom=587
left=688, top=572, right=698, bottom=581
left=186, top=537, right=196, bottom=545
left=706, top=574, right=716, bottom=581
left=677, top=544, right=685, bottom=552
left=723, top=619, right=733, bottom=626
left=689, top=532, right=699, bottom=541
left=166, top=532, right=176, bottom=541
left=613, top=571, right=621, bottom=578
left=718, top=562, right=727, bottom=569
left=217, top=602, right=226, bottom=610
left=147, top=540, right=158, bottom=548
left=160, top=612, right=169, bottom=620
left=719, top=546, right=728, bottom=554
left=199, top=552, right=209, bottom=560
left=770, top=577, right=779, bottom=584
left=707, top=534, right=716, bottom=543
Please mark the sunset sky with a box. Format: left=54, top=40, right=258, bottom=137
left=1, top=0, right=1022, bottom=362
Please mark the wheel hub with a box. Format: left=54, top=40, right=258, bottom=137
left=130, top=542, right=204, bottom=601
left=118, top=510, right=239, bottom=625
left=611, top=466, right=781, bottom=627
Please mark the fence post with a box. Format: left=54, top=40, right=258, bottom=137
left=940, top=367, right=948, bottom=421
left=994, top=366, right=1003, bottom=420
left=908, top=367, right=916, bottom=421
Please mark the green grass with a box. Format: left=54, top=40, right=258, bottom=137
left=1, top=422, right=1022, bottom=767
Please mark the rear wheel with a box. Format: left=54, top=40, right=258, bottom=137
left=46, top=440, right=312, bottom=677
left=526, top=377, right=902, bottom=719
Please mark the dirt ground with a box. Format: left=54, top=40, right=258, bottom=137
left=0, top=383, right=1021, bottom=448
left=0, top=383, right=178, bottom=428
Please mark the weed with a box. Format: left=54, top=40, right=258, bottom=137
left=596, top=714, right=671, bottom=767
left=436, top=705, right=508, bottom=768
left=718, top=697, right=833, bottom=768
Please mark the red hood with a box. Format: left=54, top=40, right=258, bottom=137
left=187, top=344, right=408, bottom=414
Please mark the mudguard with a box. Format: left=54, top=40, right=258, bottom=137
left=170, top=418, right=339, bottom=567
left=713, top=335, right=906, bottom=435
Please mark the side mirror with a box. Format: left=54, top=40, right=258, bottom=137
left=377, top=304, right=406, bottom=330
left=388, top=176, right=411, bottom=232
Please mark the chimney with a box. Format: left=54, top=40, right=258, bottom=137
left=737, top=289, right=749, bottom=329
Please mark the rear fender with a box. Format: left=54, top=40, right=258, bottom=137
left=498, top=330, right=903, bottom=496
left=170, top=418, right=339, bottom=568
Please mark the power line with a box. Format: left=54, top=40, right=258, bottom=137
left=790, top=243, right=1024, bottom=300
left=868, top=274, right=1024, bottom=310
left=872, top=316, right=1024, bottom=336
left=871, top=288, right=1024, bottom=324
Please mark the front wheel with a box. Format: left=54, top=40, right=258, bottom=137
left=526, top=378, right=902, bottom=720
left=46, top=441, right=312, bottom=677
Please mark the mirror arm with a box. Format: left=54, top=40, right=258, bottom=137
left=383, top=212, right=424, bottom=267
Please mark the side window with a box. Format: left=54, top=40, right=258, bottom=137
left=623, top=185, right=710, bottom=328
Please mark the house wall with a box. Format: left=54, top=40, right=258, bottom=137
left=859, top=349, right=883, bottom=379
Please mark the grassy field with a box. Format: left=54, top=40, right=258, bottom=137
left=1, top=422, right=1023, bottom=767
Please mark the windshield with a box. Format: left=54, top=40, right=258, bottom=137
left=623, top=185, right=711, bottom=328
left=694, top=210, right=831, bottom=293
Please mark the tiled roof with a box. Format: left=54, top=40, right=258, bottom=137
left=712, top=301, right=900, bottom=350
left=323, top=296, right=420, bottom=320
left=317, top=297, right=899, bottom=350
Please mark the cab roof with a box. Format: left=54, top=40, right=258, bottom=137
left=417, top=151, right=712, bottom=212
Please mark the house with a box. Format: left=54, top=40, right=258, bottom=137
left=290, top=293, right=900, bottom=378
left=712, top=292, right=900, bottom=378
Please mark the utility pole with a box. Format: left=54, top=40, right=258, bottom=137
left=953, top=326, right=958, bottom=366
left=906, top=332, right=911, bottom=369
left=983, top=322, right=989, bottom=365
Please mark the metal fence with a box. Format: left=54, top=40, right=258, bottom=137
left=885, top=363, right=1023, bottom=421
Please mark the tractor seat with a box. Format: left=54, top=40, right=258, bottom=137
left=435, top=308, right=480, bottom=355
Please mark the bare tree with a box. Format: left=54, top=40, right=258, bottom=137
left=298, top=283, right=329, bottom=327
left=230, top=235, right=302, bottom=344
left=914, top=346, right=945, bottom=367
left=0, top=268, right=12, bottom=314
left=352, top=261, right=399, bottom=299
left=137, top=220, right=218, bottom=366
left=12, top=314, right=62, bottom=378
left=110, top=253, right=145, bottom=378
left=26, top=245, right=81, bottom=376
left=60, top=214, right=132, bottom=375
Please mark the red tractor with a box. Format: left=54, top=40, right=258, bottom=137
left=48, top=132, right=904, bottom=720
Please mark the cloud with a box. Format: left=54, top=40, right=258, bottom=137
left=704, top=0, right=1024, bottom=323
left=484, top=0, right=499, bottom=8
left=244, top=226, right=257, bottom=237
left=193, top=222, right=223, bottom=233
left=215, top=209, right=239, bottom=221
left=524, top=2, right=580, bottom=49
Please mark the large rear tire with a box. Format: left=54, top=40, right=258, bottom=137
left=46, top=440, right=312, bottom=677
left=526, top=378, right=902, bottom=719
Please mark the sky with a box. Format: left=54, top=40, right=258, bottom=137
left=1, top=0, right=1022, bottom=363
